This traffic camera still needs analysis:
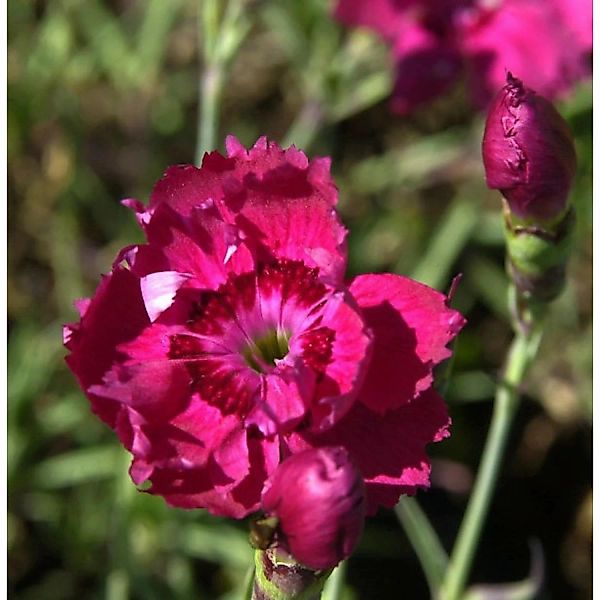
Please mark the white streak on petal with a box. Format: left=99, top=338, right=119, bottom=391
left=223, top=224, right=242, bottom=264
left=122, top=198, right=153, bottom=227
left=63, top=324, right=76, bottom=345
left=140, top=271, right=191, bottom=322
left=74, top=297, right=91, bottom=317
left=224, top=243, right=238, bottom=264
left=198, top=197, right=214, bottom=210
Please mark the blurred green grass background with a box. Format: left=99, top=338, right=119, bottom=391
left=8, top=1, right=592, bottom=598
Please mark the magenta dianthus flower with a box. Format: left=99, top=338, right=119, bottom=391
left=64, top=137, right=464, bottom=518
left=334, top=0, right=591, bottom=114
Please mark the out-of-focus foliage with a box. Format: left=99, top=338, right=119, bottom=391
left=8, top=1, right=591, bottom=598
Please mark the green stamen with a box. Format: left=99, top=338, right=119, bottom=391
left=243, top=329, right=290, bottom=373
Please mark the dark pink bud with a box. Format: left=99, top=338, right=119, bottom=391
left=482, top=73, right=577, bottom=223
left=261, top=447, right=366, bottom=570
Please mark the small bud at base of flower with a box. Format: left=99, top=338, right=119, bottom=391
left=261, top=447, right=366, bottom=571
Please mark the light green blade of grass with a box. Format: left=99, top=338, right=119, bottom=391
left=464, top=255, right=510, bottom=322
left=67, top=0, right=134, bottom=88
left=447, top=370, right=497, bottom=403
left=134, top=0, right=185, bottom=82
left=24, top=5, right=74, bottom=85
left=259, top=3, right=309, bottom=65
left=322, top=560, right=348, bottom=600
left=409, top=197, right=479, bottom=291
left=349, top=127, right=481, bottom=194
left=30, top=445, right=122, bottom=489
left=8, top=321, right=64, bottom=412
left=178, top=522, right=252, bottom=570
left=330, top=72, right=392, bottom=122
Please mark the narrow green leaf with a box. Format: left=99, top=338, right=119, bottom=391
left=410, top=198, right=479, bottom=290
left=31, top=445, right=122, bottom=488
left=395, top=496, right=448, bottom=595
left=464, top=255, right=510, bottom=321
left=322, top=560, right=348, bottom=600
left=178, top=522, right=252, bottom=569
left=463, top=540, right=544, bottom=600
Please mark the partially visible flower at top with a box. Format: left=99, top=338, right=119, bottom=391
left=334, top=0, right=592, bottom=114
left=482, top=73, right=577, bottom=223
left=64, top=136, right=464, bottom=519
left=261, top=446, right=366, bottom=570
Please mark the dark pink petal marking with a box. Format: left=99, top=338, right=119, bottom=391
left=302, top=291, right=372, bottom=431
left=164, top=259, right=337, bottom=423
left=186, top=358, right=259, bottom=417
left=300, top=326, right=335, bottom=374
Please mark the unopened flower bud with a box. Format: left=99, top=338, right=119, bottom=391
left=261, top=447, right=366, bottom=571
left=482, top=73, right=577, bottom=224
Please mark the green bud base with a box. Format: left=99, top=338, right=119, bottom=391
left=252, top=548, right=331, bottom=600
left=503, top=207, right=574, bottom=303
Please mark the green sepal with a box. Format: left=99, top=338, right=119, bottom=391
left=503, top=207, right=574, bottom=302
left=252, top=548, right=332, bottom=600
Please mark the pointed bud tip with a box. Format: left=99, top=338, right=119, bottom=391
left=504, top=72, right=527, bottom=106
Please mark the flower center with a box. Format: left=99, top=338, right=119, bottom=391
left=243, top=329, right=291, bottom=373
left=167, top=259, right=334, bottom=417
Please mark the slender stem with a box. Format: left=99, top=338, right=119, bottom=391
left=195, top=0, right=249, bottom=164
left=322, top=561, right=347, bottom=600
left=409, top=198, right=479, bottom=290
left=395, top=496, right=448, bottom=595
left=243, top=564, right=256, bottom=600
left=282, top=99, right=325, bottom=151
left=441, top=327, right=543, bottom=600
left=196, top=0, right=223, bottom=163
left=252, top=548, right=331, bottom=600
left=196, top=64, right=223, bottom=163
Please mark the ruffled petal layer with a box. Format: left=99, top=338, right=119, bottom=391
left=143, top=137, right=347, bottom=284
left=64, top=267, right=150, bottom=427
left=138, top=428, right=279, bottom=517
left=349, top=274, right=464, bottom=414
left=287, top=388, right=451, bottom=514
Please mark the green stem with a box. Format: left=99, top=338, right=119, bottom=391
left=441, top=327, right=543, bottom=600
left=252, top=548, right=331, bottom=600
left=395, top=496, right=448, bottom=595
left=195, top=0, right=249, bottom=164
left=243, top=564, right=256, bottom=600
left=282, top=99, right=325, bottom=151
left=196, top=64, right=223, bottom=163
left=196, top=0, right=222, bottom=163
left=322, top=561, right=347, bottom=600
left=409, top=197, right=479, bottom=290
